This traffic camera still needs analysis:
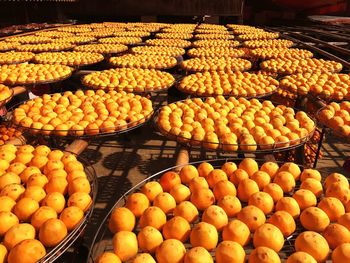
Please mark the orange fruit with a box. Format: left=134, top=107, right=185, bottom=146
left=96, top=252, right=121, bottom=263
left=324, top=173, right=349, bottom=189
left=229, top=168, right=249, bottom=187
left=318, top=197, right=345, bottom=222
left=301, top=178, right=323, bottom=198
left=190, top=187, right=215, bottom=211
left=132, top=253, right=156, bottom=263
left=222, top=219, right=250, bottom=246
left=0, top=196, right=16, bottom=212
left=286, top=252, right=317, bottom=263
left=238, top=158, right=259, bottom=177
left=215, top=241, right=245, bottom=263
left=113, top=231, right=138, bottom=261
left=3, top=223, right=36, bottom=250
left=292, top=189, right=317, bottom=210
left=338, top=213, right=350, bottom=230
left=260, top=162, right=279, bottom=179
left=295, top=231, right=329, bottom=262
left=153, top=192, right=176, bottom=214
left=64, top=160, right=84, bottom=174
left=13, top=197, right=39, bottom=222
left=23, top=186, right=46, bottom=202
left=190, top=222, right=218, bottom=250
left=162, top=216, right=191, bottom=242
left=44, top=159, right=64, bottom=174
left=197, top=162, right=214, bottom=178
left=268, top=210, right=296, bottom=237
left=45, top=177, right=68, bottom=195
left=207, top=169, right=228, bottom=188
left=237, top=178, right=259, bottom=202
left=155, top=239, right=186, bottom=263
left=141, top=181, right=163, bottom=202
left=68, top=177, right=91, bottom=195
left=170, top=184, right=191, bottom=204
left=217, top=195, right=241, bottom=217
left=184, top=246, right=213, bottom=263
left=251, top=171, right=271, bottom=190
left=0, top=211, right=19, bottom=236
left=29, top=155, right=49, bottom=171
left=237, top=205, right=266, bottom=232
left=139, top=206, right=167, bottom=230
left=300, top=207, right=330, bottom=232
left=67, top=192, right=92, bottom=212
left=323, top=223, right=350, bottom=249
left=326, top=182, right=350, bottom=205
left=173, top=201, right=198, bottom=223
left=59, top=206, right=84, bottom=231
left=8, top=162, right=27, bottom=175
left=248, top=191, right=274, bottom=214
left=278, top=162, right=301, bottom=180
left=263, top=183, right=283, bottom=203
left=332, top=243, right=350, bottom=263
left=125, top=192, right=150, bottom=217
left=66, top=170, right=85, bottom=183
left=0, top=184, right=25, bottom=201
left=31, top=206, right=57, bottom=230
left=300, top=169, right=321, bottom=182
left=202, top=205, right=228, bottom=231
left=179, top=165, right=199, bottom=184
left=253, top=223, right=284, bottom=252
left=42, top=192, right=66, bottom=213
left=221, top=162, right=238, bottom=177
left=275, top=197, right=300, bottom=219
left=273, top=171, right=295, bottom=193
left=0, top=244, right=7, bottom=263
left=138, top=226, right=163, bottom=253
left=159, top=171, right=181, bottom=192
left=39, top=218, right=67, bottom=247
left=109, top=207, right=135, bottom=233
left=7, top=239, right=46, bottom=263
left=0, top=172, right=21, bottom=190
left=248, top=246, right=281, bottom=263
left=33, top=145, right=51, bottom=156
left=189, top=177, right=209, bottom=192
left=27, top=173, right=49, bottom=188
left=213, top=180, right=236, bottom=200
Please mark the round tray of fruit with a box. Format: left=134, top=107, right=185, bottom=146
left=109, top=54, right=178, bottom=70
left=279, top=72, right=350, bottom=101
left=0, top=63, right=73, bottom=86
left=187, top=47, right=245, bottom=58
left=155, top=33, right=193, bottom=40
left=8, top=89, right=154, bottom=139
left=155, top=97, right=316, bottom=153
left=194, top=34, right=235, bottom=40
left=98, top=37, right=143, bottom=45
left=0, top=143, right=97, bottom=263
left=249, top=48, right=313, bottom=60
left=243, top=39, right=294, bottom=49
left=0, top=41, right=21, bottom=52
left=192, top=40, right=240, bottom=48
left=15, top=43, right=76, bottom=53
left=180, top=57, right=252, bottom=73
left=5, top=36, right=53, bottom=44
left=131, top=46, right=186, bottom=57
left=237, top=32, right=280, bottom=41
left=73, top=44, right=128, bottom=55
left=145, top=39, right=192, bottom=48
left=33, top=51, right=105, bottom=68
left=317, top=101, right=350, bottom=142
left=0, top=51, right=34, bottom=65
left=177, top=71, right=278, bottom=98
left=88, top=157, right=350, bottom=263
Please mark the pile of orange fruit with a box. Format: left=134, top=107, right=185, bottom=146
left=145, top=39, right=192, bottom=48
left=15, top=43, right=75, bottom=52
left=187, top=47, right=245, bottom=58
left=13, top=90, right=153, bottom=136
left=155, top=33, right=193, bottom=40
left=318, top=101, right=350, bottom=139
left=195, top=29, right=230, bottom=34
left=57, top=27, right=92, bottom=33
left=73, top=43, right=128, bottom=54
left=0, top=84, right=13, bottom=103
left=35, top=31, right=75, bottom=38
left=157, top=96, right=315, bottom=152
left=5, top=36, right=53, bottom=44
left=178, top=72, right=278, bottom=97
left=250, top=48, right=313, bottom=60
left=0, top=51, right=34, bottom=65
left=113, top=31, right=150, bottom=38
left=0, top=63, right=73, bottom=85
left=131, top=46, right=185, bottom=57
left=109, top=54, right=177, bottom=70
left=50, top=36, right=96, bottom=44
left=96, top=158, right=350, bottom=263
left=0, top=125, right=22, bottom=145
left=82, top=68, right=175, bottom=92
left=180, top=57, right=251, bottom=72
left=0, top=144, right=93, bottom=263
left=280, top=72, right=350, bottom=100
left=261, top=58, right=343, bottom=75
left=98, top=37, right=143, bottom=45
left=192, top=40, right=240, bottom=48
left=75, top=31, right=115, bottom=38
left=237, top=32, right=279, bottom=40
left=33, top=51, right=104, bottom=67
left=197, top=24, right=227, bottom=30
left=195, top=34, right=234, bottom=40
left=0, top=42, right=20, bottom=52
left=243, top=39, right=294, bottom=48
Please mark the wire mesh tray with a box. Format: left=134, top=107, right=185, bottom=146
left=39, top=151, right=98, bottom=262
left=154, top=98, right=316, bottom=154
left=87, top=158, right=310, bottom=263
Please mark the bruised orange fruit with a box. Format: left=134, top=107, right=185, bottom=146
left=237, top=205, right=266, bottom=232
left=275, top=197, right=300, bottom=219
left=318, top=197, right=345, bottom=222
left=139, top=206, right=167, bottom=230
left=190, top=187, right=215, bottom=211
left=295, top=231, right=329, bottom=262
left=153, top=192, right=176, bottom=214
left=292, top=189, right=317, bottom=210
left=248, top=191, right=274, bottom=214
left=217, top=195, right=241, bottom=217
left=173, top=201, right=199, bottom=223
left=162, top=216, right=191, bottom=242
left=125, top=192, right=150, bottom=217
left=159, top=171, right=181, bottom=192
left=222, top=219, right=250, bottom=246
left=263, top=183, right=283, bottom=203
left=184, top=246, right=213, bottom=263
left=190, top=222, right=218, bottom=251
left=248, top=246, right=281, bottom=263
left=7, top=239, right=46, bottom=263
left=268, top=210, right=296, bottom=237
left=155, top=239, right=186, bottom=263
left=300, top=207, right=330, bottom=232
left=179, top=165, right=199, bottom=184
left=215, top=241, right=245, bottom=263
left=137, top=226, right=163, bottom=253
left=141, top=181, right=163, bottom=202
left=237, top=178, right=259, bottom=202
left=253, top=223, right=284, bottom=252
